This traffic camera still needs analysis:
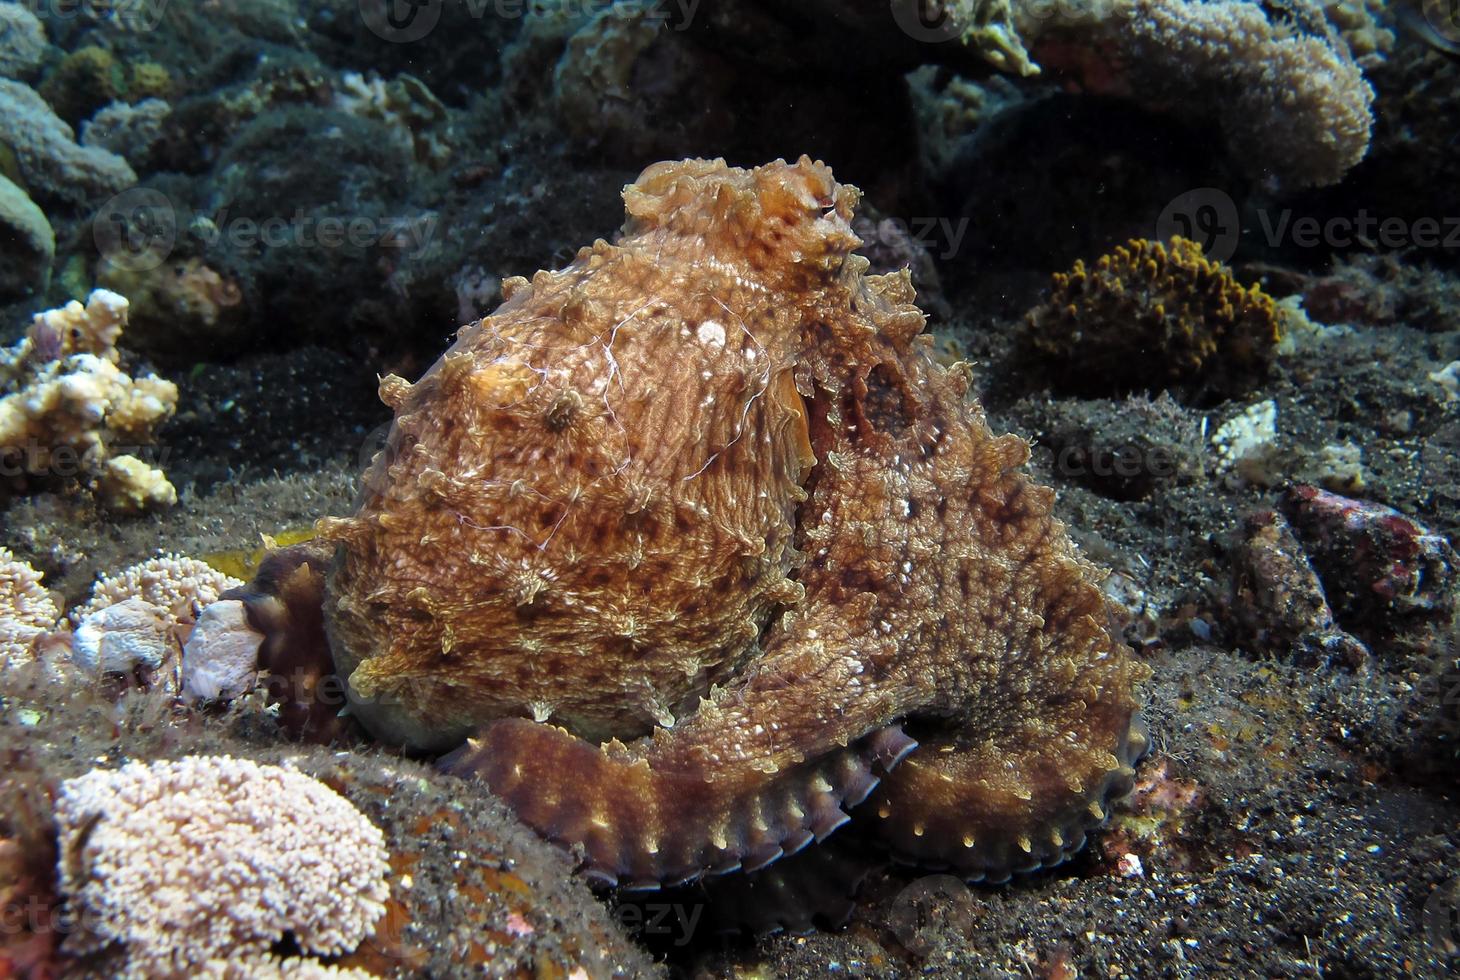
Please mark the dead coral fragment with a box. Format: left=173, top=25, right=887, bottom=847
left=1228, top=509, right=1368, bottom=667
left=55, top=756, right=389, bottom=979
left=1022, top=236, right=1284, bottom=403
left=0, top=290, right=178, bottom=512
left=64, top=554, right=243, bottom=690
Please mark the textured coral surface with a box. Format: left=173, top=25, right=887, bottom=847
left=321, top=157, right=1149, bottom=889
left=1022, top=236, right=1285, bottom=402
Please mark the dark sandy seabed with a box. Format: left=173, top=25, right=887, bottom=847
left=1, top=0, right=1459, bottom=977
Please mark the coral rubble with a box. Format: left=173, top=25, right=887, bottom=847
left=275, top=157, right=1152, bottom=891
left=63, top=553, right=243, bottom=686
left=0, top=290, right=178, bottom=513
left=1021, top=237, right=1286, bottom=403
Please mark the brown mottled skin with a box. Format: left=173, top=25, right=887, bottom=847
left=317, top=157, right=1148, bottom=888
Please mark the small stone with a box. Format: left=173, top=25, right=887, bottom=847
left=71, top=596, right=170, bottom=675
left=182, top=599, right=264, bottom=703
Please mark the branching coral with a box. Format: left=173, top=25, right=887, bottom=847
left=55, top=756, right=389, bottom=979
left=1021, top=236, right=1285, bottom=402
left=0, top=290, right=179, bottom=512
left=0, top=547, right=57, bottom=667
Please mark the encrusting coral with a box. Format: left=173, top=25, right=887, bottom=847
left=1021, top=236, right=1286, bottom=403
left=238, top=157, right=1151, bottom=892
left=0, top=289, right=178, bottom=512
left=54, top=755, right=389, bottom=979
left=928, top=0, right=1374, bottom=187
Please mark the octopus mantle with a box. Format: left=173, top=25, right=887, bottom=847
left=318, top=157, right=1149, bottom=888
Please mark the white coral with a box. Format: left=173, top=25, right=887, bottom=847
left=75, top=553, right=241, bottom=622
left=0, top=546, right=57, bottom=666
left=55, top=756, right=390, bottom=979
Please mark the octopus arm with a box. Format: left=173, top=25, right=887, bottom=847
left=438, top=608, right=922, bottom=889
left=865, top=706, right=1148, bottom=882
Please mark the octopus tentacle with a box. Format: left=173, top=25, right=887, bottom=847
left=865, top=715, right=1148, bottom=882
left=439, top=718, right=915, bottom=889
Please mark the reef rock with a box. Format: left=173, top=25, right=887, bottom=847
left=296, top=158, right=1148, bottom=890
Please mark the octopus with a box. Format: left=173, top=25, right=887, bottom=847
left=310, top=157, right=1149, bottom=890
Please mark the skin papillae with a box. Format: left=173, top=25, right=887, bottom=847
left=318, top=157, right=1150, bottom=889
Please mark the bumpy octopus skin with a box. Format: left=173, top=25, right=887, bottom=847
left=319, top=157, right=1149, bottom=889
